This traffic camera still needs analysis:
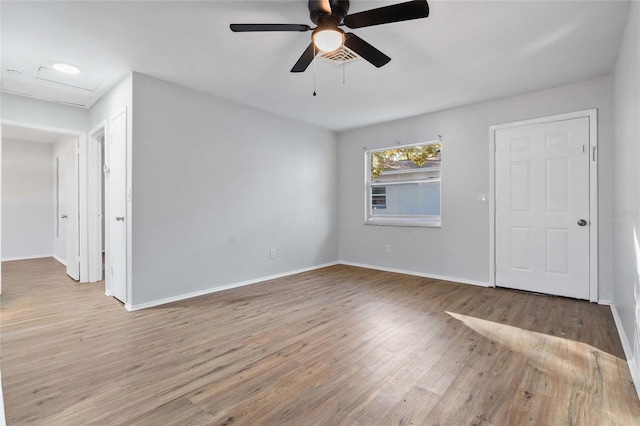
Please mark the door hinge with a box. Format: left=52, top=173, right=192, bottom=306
left=108, top=134, right=113, bottom=144
left=592, top=146, right=597, bottom=162
left=76, top=256, right=81, bottom=263
left=493, top=141, right=497, bottom=152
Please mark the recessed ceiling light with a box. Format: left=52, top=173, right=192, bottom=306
left=52, top=63, right=80, bottom=74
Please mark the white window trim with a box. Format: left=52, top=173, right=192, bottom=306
left=364, top=140, right=442, bottom=228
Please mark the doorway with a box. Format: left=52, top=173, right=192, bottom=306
left=1, top=123, right=83, bottom=282
left=87, top=107, right=128, bottom=305
left=489, top=110, right=598, bottom=301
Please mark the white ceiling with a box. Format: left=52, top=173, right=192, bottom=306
left=0, top=1, right=630, bottom=132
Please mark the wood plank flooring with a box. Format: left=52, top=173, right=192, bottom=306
left=1, top=257, right=639, bottom=425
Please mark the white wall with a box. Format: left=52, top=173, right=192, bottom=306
left=89, top=74, right=132, bottom=129
left=0, top=93, right=88, bottom=131
left=129, top=73, right=338, bottom=307
left=338, top=76, right=614, bottom=299
left=612, top=1, right=640, bottom=396
left=1, top=139, right=54, bottom=260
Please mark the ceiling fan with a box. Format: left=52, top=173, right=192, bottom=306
left=230, top=0, right=430, bottom=72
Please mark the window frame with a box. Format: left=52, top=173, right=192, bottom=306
left=364, top=140, right=442, bottom=228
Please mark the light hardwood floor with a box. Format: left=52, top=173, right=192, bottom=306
left=1, top=258, right=639, bottom=425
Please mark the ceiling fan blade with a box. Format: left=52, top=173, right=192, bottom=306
left=344, top=33, right=391, bottom=68
left=291, top=43, right=318, bottom=73
left=343, top=0, right=429, bottom=29
left=230, top=24, right=311, bottom=32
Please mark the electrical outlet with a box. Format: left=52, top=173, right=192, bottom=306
left=269, top=248, right=276, bottom=259
left=385, top=244, right=391, bottom=254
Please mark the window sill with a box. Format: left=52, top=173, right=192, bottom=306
left=365, top=217, right=441, bottom=228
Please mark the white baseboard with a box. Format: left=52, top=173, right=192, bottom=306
left=52, top=255, right=66, bottom=266
left=338, top=261, right=490, bottom=287
left=1, top=254, right=53, bottom=262
left=607, top=301, right=640, bottom=399
left=126, top=261, right=340, bottom=311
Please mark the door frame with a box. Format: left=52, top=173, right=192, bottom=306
left=488, top=109, right=598, bottom=302
left=85, top=108, right=131, bottom=307
left=87, top=121, right=108, bottom=287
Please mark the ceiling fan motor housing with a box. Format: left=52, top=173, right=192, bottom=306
left=309, top=0, right=350, bottom=25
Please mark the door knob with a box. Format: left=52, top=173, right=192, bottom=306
left=577, top=219, right=588, bottom=226
left=61, top=214, right=68, bottom=219
left=115, top=216, right=125, bottom=222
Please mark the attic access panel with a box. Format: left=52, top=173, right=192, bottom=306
left=36, top=66, right=102, bottom=92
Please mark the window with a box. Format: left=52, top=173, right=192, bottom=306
left=365, top=140, right=442, bottom=227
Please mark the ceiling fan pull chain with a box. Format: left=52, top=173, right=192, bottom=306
left=313, top=44, right=317, bottom=96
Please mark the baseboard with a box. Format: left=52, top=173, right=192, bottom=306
left=1, top=254, right=53, bottom=262
left=52, top=255, right=66, bottom=266
left=126, top=261, right=340, bottom=311
left=0, top=370, right=5, bottom=426
left=338, top=261, right=490, bottom=287
left=607, top=301, right=640, bottom=399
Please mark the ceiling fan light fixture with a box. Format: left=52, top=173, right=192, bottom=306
left=52, top=62, right=80, bottom=74
left=313, top=28, right=345, bottom=53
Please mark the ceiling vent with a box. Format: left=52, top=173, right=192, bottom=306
left=320, top=46, right=359, bottom=64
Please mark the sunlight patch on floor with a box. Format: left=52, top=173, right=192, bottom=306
left=446, top=310, right=636, bottom=424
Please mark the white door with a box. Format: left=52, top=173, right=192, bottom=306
left=54, top=137, right=80, bottom=280
left=56, top=156, right=68, bottom=263
left=108, top=109, right=127, bottom=303
left=495, top=117, right=590, bottom=299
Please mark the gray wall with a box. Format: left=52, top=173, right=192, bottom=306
left=612, top=1, right=640, bottom=391
left=1, top=139, right=54, bottom=260
left=129, top=73, right=338, bottom=306
left=338, top=76, right=614, bottom=298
